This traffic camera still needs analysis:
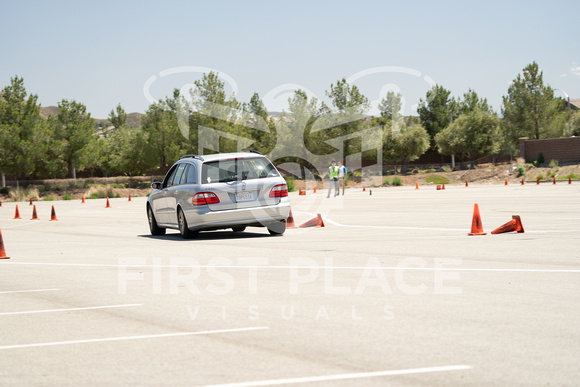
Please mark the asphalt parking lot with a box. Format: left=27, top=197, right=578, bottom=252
left=0, top=182, right=579, bottom=386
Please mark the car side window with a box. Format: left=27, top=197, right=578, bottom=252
left=170, top=164, right=187, bottom=186
left=162, top=165, right=178, bottom=188
left=184, top=164, right=197, bottom=184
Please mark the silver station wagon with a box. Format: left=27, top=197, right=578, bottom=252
left=147, top=151, right=290, bottom=238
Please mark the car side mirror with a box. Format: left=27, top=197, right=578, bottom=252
left=151, top=182, right=162, bottom=190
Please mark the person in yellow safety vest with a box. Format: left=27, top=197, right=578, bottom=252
left=327, top=160, right=339, bottom=198
left=337, top=161, right=346, bottom=195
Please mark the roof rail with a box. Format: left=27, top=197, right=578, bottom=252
left=180, top=154, right=205, bottom=161
left=240, top=149, right=262, bottom=155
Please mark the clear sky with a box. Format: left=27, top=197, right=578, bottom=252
left=1, top=0, right=579, bottom=119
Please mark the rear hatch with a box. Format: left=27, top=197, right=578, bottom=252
left=201, top=156, right=285, bottom=211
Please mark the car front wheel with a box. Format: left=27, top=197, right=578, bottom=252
left=147, top=205, right=166, bottom=236
left=178, top=208, right=197, bottom=239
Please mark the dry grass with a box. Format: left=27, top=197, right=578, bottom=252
left=9, top=187, right=40, bottom=202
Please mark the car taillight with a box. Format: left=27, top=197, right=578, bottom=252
left=269, top=184, right=288, bottom=198
left=192, top=192, right=220, bottom=205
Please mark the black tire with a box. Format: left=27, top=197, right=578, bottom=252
left=267, top=220, right=286, bottom=236
left=178, top=208, right=197, bottom=239
left=232, top=226, right=246, bottom=232
left=147, top=205, right=166, bottom=236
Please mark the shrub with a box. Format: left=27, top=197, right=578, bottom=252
left=85, top=185, right=120, bottom=199
left=548, top=159, right=559, bottom=168
left=0, top=187, right=9, bottom=195
left=535, top=153, right=544, bottom=165
left=382, top=177, right=391, bottom=185
left=63, top=193, right=73, bottom=200
left=536, top=174, right=544, bottom=181
left=392, top=176, right=403, bottom=186
left=516, top=165, right=526, bottom=177
left=10, top=187, right=39, bottom=202
left=43, top=196, right=55, bottom=201
left=285, top=178, right=295, bottom=192
left=425, top=174, right=449, bottom=185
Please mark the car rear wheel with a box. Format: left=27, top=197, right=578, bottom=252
left=267, top=220, right=286, bottom=236
left=178, top=208, right=197, bottom=239
left=147, top=205, right=166, bottom=236
left=232, top=226, right=246, bottom=232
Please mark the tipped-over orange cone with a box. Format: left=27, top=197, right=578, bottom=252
left=13, top=205, right=21, bottom=220
left=82, top=195, right=85, bottom=204
left=287, top=208, right=297, bottom=228
left=468, top=203, right=486, bottom=235
left=31, top=205, right=39, bottom=220
left=299, top=213, right=325, bottom=228
left=105, top=197, right=111, bottom=208
left=491, top=215, right=525, bottom=234
left=415, top=182, right=419, bottom=190
left=128, top=194, right=132, bottom=202
left=0, top=228, right=9, bottom=259
left=299, top=189, right=306, bottom=196
left=436, top=185, right=441, bottom=190
left=50, top=205, right=58, bottom=221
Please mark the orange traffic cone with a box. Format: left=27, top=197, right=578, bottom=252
left=14, top=205, right=21, bottom=220
left=29, top=198, right=33, bottom=206
left=0, top=198, right=2, bottom=207
left=50, top=205, right=58, bottom=221
left=362, top=185, right=366, bottom=192
left=0, top=228, right=9, bottom=259
left=436, top=185, right=441, bottom=190
left=313, top=186, right=317, bottom=193
left=536, top=177, right=540, bottom=185
left=299, top=213, right=325, bottom=228
left=505, top=178, right=508, bottom=186
left=31, top=205, right=39, bottom=220
left=442, top=182, right=445, bottom=190
left=299, top=189, right=306, bottom=196
left=491, top=215, right=525, bottom=234
left=553, top=176, right=556, bottom=185
left=287, top=208, right=297, bottom=228
left=468, top=203, right=486, bottom=235
left=415, top=182, right=419, bottom=190
left=82, top=195, right=85, bottom=204
left=569, top=176, right=572, bottom=185
left=105, top=197, right=111, bottom=208
left=465, top=180, right=469, bottom=188
left=521, top=177, right=524, bottom=185
left=128, top=194, right=132, bottom=202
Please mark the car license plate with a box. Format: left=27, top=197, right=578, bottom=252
left=236, top=191, right=253, bottom=202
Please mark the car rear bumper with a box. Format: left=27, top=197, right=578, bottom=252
left=184, top=199, right=290, bottom=231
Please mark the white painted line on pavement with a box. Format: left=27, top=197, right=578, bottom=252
left=0, top=303, right=142, bottom=316
left=296, top=211, right=580, bottom=233
left=0, top=326, right=268, bottom=350
left=0, top=288, right=60, bottom=294
left=199, top=364, right=472, bottom=387
left=3, top=262, right=580, bottom=273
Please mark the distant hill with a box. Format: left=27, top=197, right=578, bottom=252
left=39, top=106, right=143, bottom=129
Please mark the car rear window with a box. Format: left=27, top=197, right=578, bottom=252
left=201, top=157, right=279, bottom=184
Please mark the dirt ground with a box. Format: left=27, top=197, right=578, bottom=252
left=1, top=162, right=579, bottom=202
left=296, top=161, right=580, bottom=190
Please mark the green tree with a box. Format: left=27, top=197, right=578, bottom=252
left=459, top=89, right=493, bottom=115
left=571, top=112, right=580, bottom=137
left=50, top=100, right=96, bottom=178
left=106, top=126, right=150, bottom=175
left=109, top=103, right=127, bottom=128
left=386, top=122, right=430, bottom=174
left=378, top=91, right=403, bottom=120
left=0, top=76, right=55, bottom=178
left=417, top=85, right=454, bottom=146
left=502, top=62, right=567, bottom=142
left=325, top=78, right=370, bottom=162
left=435, top=110, right=501, bottom=167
